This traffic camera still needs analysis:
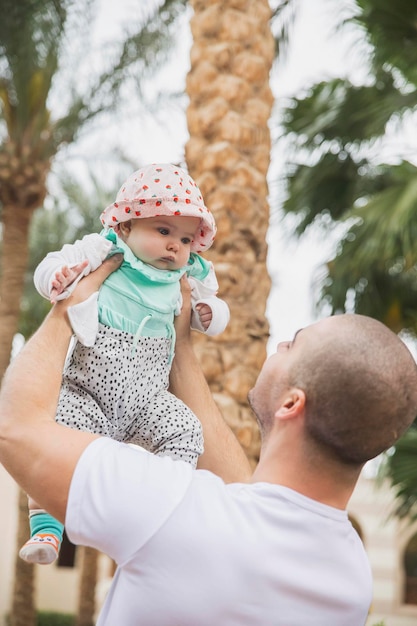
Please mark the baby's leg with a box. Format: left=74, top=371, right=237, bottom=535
left=19, top=496, right=64, bottom=565
left=125, top=389, right=204, bottom=468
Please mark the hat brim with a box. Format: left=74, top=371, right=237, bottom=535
left=100, top=199, right=216, bottom=253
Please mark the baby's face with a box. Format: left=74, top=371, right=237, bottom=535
left=121, top=215, right=201, bottom=270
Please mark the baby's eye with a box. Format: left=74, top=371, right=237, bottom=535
left=181, top=237, right=192, bottom=245
left=158, top=228, right=169, bottom=235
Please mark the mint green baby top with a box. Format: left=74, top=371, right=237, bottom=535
left=98, top=230, right=210, bottom=340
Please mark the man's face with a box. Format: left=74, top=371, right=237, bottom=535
left=248, top=318, right=340, bottom=438
left=248, top=331, right=303, bottom=436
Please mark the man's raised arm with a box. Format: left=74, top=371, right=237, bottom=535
left=170, top=277, right=252, bottom=483
left=0, top=255, right=123, bottom=523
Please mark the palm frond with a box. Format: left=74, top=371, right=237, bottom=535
left=378, top=430, right=417, bottom=521
left=320, top=162, right=417, bottom=331
left=282, top=75, right=417, bottom=148
left=282, top=152, right=362, bottom=230
left=354, top=0, right=417, bottom=86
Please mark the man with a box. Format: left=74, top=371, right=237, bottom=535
left=1, top=255, right=417, bottom=625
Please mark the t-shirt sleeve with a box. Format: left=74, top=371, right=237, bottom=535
left=65, top=438, right=193, bottom=565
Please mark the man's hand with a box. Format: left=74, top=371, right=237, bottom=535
left=175, top=275, right=193, bottom=345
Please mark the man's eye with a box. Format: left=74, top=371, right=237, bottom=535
left=158, top=228, right=169, bottom=235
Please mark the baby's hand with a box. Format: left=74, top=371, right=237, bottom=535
left=195, top=303, right=212, bottom=331
left=50, top=260, right=89, bottom=304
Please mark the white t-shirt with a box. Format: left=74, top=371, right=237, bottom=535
left=66, top=438, right=372, bottom=626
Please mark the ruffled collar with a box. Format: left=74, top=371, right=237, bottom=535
left=103, top=229, right=187, bottom=284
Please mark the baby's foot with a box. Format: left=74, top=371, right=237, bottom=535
left=19, top=533, right=60, bottom=565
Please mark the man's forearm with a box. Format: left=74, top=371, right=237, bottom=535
left=0, top=309, right=77, bottom=514
left=170, top=339, right=252, bottom=483
left=0, top=312, right=72, bottom=429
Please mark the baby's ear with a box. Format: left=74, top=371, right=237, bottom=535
left=118, top=221, right=132, bottom=237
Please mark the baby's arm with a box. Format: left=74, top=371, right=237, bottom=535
left=188, top=262, right=230, bottom=336
left=191, top=295, right=230, bottom=336
left=34, top=233, right=113, bottom=302
left=34, top=234, right=114, bottom=347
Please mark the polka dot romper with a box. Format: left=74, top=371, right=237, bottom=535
left=57, top=324, right=203, bottom=466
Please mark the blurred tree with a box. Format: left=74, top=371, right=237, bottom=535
left=184, top=0, right=286, bottom=466
left=75, top=547, right=99, bottom=626
left=278, top=0, right=417, bottom=333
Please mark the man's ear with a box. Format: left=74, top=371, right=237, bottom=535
left=275, top=389, right=305, bottom=421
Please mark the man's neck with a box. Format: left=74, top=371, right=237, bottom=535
left=251, top=443, right=362, bottom=510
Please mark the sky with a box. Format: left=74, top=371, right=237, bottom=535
left=64, top=0, right=383, bottom=354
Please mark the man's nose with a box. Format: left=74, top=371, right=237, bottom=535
left=277, top=340, right=290, bottom=351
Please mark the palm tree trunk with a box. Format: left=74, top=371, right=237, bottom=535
left=1, top=203, right=37, bottom=625
left=10, top=489, right=36, bottom=626
left=0, top=202, right=34, bottom=379
left=185, top=0, right=275, bottom=466
left=75, top=547, right=99, bottom=626
left=1, top=203, right=37, bottom=621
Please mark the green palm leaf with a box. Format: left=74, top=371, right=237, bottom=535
left=355, top=0, right=417, bottom=84
left=379, top=429, right=417, bottom=521
left=321, top=162, right=417, bottom=330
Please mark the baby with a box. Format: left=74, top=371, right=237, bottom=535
left=19, top=163, right=229, bottom=565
